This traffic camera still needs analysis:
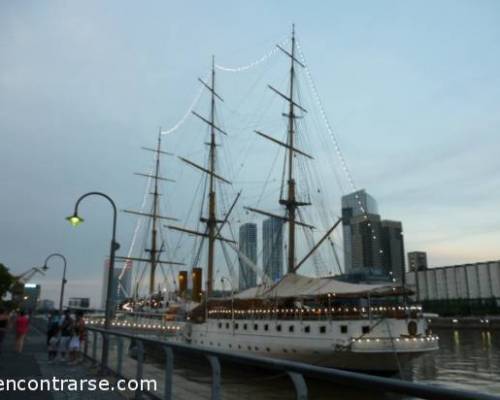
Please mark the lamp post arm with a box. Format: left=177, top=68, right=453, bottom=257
left=44, top=253, right=68, bottom=312
left=73, top=191, right=118, bottom=242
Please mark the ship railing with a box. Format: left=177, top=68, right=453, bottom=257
left=84, top=326, right=499, bottom=400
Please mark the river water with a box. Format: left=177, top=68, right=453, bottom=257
left=157, top=328, right=500, bottom=399
left=407, top=328, right=500, bottom=396
left=114, top=327, right=500, bottom=399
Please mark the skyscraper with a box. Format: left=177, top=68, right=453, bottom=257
left=349, top=213, right=383, bottom=270
left=239, top=223, right=257, bottom=291
left=262, top=217, right=284, bottom=281
left=380, top=220, right=405, bottom=281
left=342, top=190, right=379, bottom=272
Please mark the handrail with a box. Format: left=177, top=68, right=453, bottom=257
left=85, top=326, right=499, bottom=400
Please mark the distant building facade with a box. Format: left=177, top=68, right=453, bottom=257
left=342, top=189, right=405, bottom=281
left=380, top=220, right=405, bottom=281
left=22, top=283, right=40, bottom=313
left=406, top=260, right=500, bottom=312
left=68, top=297, right=90, bottom=309
left=408, top=251, right=428, bottom=271
left=239, top=223, right=257, bottom=291
left=342, top=190, right=379, bottom=272
left=263, top=217, right=284, bottom=281
left=349, top=213, right=383, bottom=270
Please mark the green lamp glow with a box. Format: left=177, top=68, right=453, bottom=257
left=66, top=214, right=84, bottom=227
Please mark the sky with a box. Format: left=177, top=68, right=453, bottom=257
left=1, top=0, right=500, bottom=307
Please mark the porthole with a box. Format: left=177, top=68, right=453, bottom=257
left=340, top=325, right=348, bottom=334
left=362, top=326, right=370, bottom=334
left=304, top=326, right=310, bottom=333
left=225, top=323, right=229, bottom=329
left=264, top=324, right=269, bottom=331
left=289, top=325, right=295, bottom=333
left=277, top=325, right=282, bottom=332
left=266, top=347, right=270, bottom=352
left=254, top=324, right=258, bottom=331
left=319, top=326, right=326, bottom=334
left=243, top=323, right=248, bottom=330
left=218, top=322, right=222, bottom=329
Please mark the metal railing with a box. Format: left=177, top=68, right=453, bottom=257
left=85, top=326, right=500, bottom=400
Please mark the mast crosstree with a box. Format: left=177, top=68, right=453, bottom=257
left=172, top=56, right=232, bottom=297
left=121, top=129, right=184, bottom=296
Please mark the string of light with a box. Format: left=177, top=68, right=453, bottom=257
left=215, top=38, right=288, bottom=72
left=296, top=40, right=385, bottom=257
left=160, top=77, right=206, bottom=135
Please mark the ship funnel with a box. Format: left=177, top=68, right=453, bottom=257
left=178, top=271, right=187, bottom=297
left=192, top=267, right=202, bottom=303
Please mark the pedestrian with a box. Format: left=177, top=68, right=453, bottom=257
left=58, top=309, right=73, bottom=361
left=15, top=310, right=30, bottom=353
left=0, top=307, right=9, bottom=355
left=75, top=310, right=86, bottom=363
left=47, top=311, right=60, bottom=362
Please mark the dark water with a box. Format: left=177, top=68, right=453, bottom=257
left=407, top=329, right=500, bottom=395
left=153, top=329, right=500, bottom=399
left=122, top=326, right=500, bottom=398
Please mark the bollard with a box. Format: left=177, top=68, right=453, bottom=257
left=91, top=331, right=98, bottom=365
left=288, top=372, right=308, bottom=400
left=116, top=336, right=124, bottom=376
left=206, top=355, right=221, bottom=400
left=163, top=346, right=174, bottom=400
left=135, top=340, right=144, bottom=400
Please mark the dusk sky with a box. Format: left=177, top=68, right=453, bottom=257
left=1, top=1, right=499, bottom=307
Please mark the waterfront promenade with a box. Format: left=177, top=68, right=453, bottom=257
left=0, top=324, right=123, bottom=400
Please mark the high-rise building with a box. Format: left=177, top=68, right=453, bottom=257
left=239, top=223, right=257, bottom=290
left=408, top=251, right=428, bottom=272
left=262, top=217, right=284, bottom=281
left=381, top=220, right=405, bottom=281
left=342, top=190, right=379, bottom=272
left=349, top=213, right=383, bottom=270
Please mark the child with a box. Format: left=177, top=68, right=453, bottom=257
left=68, top=324, right=80, bottom=364
left=48, top=335, right=59, bottom=363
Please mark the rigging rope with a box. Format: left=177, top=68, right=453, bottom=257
left=215, top=38, right=288, bottom=72
left=296, top=39, right=385, bottom=263
left=161, top=74, right=207, bottom=135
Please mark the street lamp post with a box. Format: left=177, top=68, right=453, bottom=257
left=66, top=191, right=119, bottom=372
left=41, top=253, right=67, bottom=312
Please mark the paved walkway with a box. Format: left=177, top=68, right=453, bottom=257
left=0, top=322, right=124, bottom=400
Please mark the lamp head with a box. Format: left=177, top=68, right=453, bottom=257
left=41, top=265, right=49, bottom=272
left=66, top=214, right=84, bottom=227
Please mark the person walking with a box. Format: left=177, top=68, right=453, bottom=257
left=15, top=310, right=29, bottom=353
left=0, top=307, right=9, bottom=355
left=58, top=309, right=73, bottom=361
left=47, top=311, right=60, bottom=362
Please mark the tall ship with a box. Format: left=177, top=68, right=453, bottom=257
left=107, top=26, right=439, bottom=372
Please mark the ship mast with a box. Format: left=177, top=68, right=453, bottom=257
left=169, top=56, right=234, bottom=298
left=207, top=56, right=217, bottom=296
left=283, top=25, right=298, bottom=273
left=245, top=25, right=313, bottom=274
left=148, top=131, right=162, bottom=293
left=120, top=129, right=185, bottom=296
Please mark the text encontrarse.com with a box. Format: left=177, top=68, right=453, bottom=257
left=0, top=378, right=157, bottom=392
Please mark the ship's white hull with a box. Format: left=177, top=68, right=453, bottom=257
left=175, top=317, right=438, bottom=372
